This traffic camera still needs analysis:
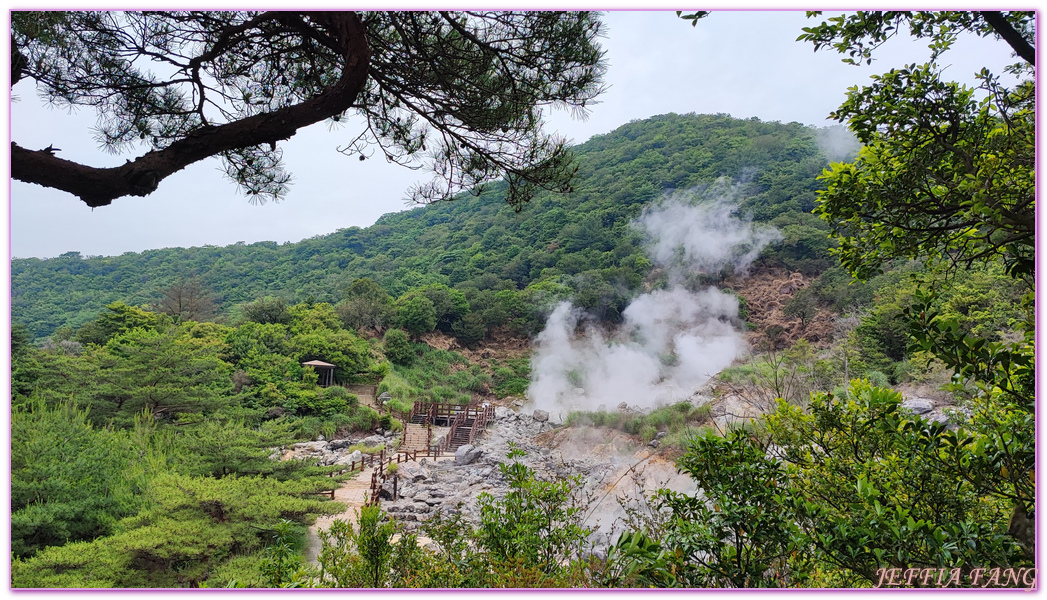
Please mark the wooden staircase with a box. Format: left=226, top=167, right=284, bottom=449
left=400, top=423, right=430, bottom=453
left=404, top=401, right=493, bottom=453
left=448, top=415, right=475, bottom=450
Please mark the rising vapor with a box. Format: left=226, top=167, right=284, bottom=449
left=527, top=179, right=779, bottom=416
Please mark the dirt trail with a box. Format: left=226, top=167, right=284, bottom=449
left=305, top=467, right=374, bottom=564
left=346, top=384, right=380, bottom=412
left=304, top=454, right=462, bottom=565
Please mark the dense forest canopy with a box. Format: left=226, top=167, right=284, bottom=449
left=9, top=9, right=1035, bottom=589
left=13, top=112, right=838, bottom=341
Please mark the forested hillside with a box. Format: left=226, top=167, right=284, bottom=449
left=13, top=113, right=838, bottom=341
left=12, top=8, right=1036, bottom=589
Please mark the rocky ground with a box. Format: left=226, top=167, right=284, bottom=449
left=288, top=384, right=967, bottom=562
left=287, top=404, right=696, bottom=557
left=381, top=406, right=698, bottom=553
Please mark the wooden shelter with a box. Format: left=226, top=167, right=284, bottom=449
left=301, top=359, right=336, bottom=387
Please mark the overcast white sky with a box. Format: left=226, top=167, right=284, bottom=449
left=6, top=10, right=1023, bottom=260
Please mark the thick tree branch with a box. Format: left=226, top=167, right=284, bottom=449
left=979, top=11, right=1035, bottom=66
left=11, top=11, right=370, bottom=207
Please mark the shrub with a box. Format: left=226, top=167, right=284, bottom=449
left=383, top=329, right=414, bottom=365
left=639, top=424, right=657, bottom=443
left=864, top=370, right=890, bottom=388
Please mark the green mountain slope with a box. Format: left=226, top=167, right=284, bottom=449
left=13, top=113, right=839, bottom=340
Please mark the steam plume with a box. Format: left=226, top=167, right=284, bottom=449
left=527, top=179, right=779, bottom=416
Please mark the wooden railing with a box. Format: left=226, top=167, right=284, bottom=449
left=356, top=401, right=494, bottom=507
left=362, top=445, right=450, bottom=507
left=468, top=403, right=494, bottom=446
left=444, top=411, right=465, bottom=449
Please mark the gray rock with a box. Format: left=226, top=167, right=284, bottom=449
left=648, top=439, right=660, bottom=448
left=533, top=409, right=550, bottom=422
left=495, top=406, right=513, bottom=420
left=655, top=431, right=668, bottom=440
left=379, top=479, right=396, bottom=500
left=292, top=440, right=327, bottom=453
left=360, top=435, right=385, bottom=447
left=455, top=444, right=483, bottom=466
left=328, top=439, right=351, bottom=450
left=334, top=449, right=363, bottom=467
left=901, top=398, right=934, bottom=415
left=399, top=460, right=430, bottom=483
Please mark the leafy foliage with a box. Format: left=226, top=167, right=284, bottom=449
left=382, top=328, right=414, bottom=365
left=11, top=397, right=142, bottom=558
left=805, top=11, right=1035, bottom=283
left=475, top=443, right=593, bottom=574
left=623, top=380, right=1030, bottom=588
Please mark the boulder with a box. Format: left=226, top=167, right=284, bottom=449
left=430, top=434, right=447, bottom=451
left=328, top=439, right=351, bottom=450
left=360, top=435, right=385, bottom=447
left=292, top=441, right=327, bottom=453
left=399, top=460, right=431, bottom=483
left=334, top=449, right=363, bottom=467
left=379, top=479, right=396, bottom=500
left=901, top=398, right=934, bottom=415
left=495, top=406, right=513, bottom=420
left=455, top=444, right=483, bottom=466
left=533, top=409, right=549, bottom=422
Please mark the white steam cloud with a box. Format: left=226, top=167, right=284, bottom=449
left=527, top=180, right=780, bottom=416
left=815, top=124, right=862, bottom=163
